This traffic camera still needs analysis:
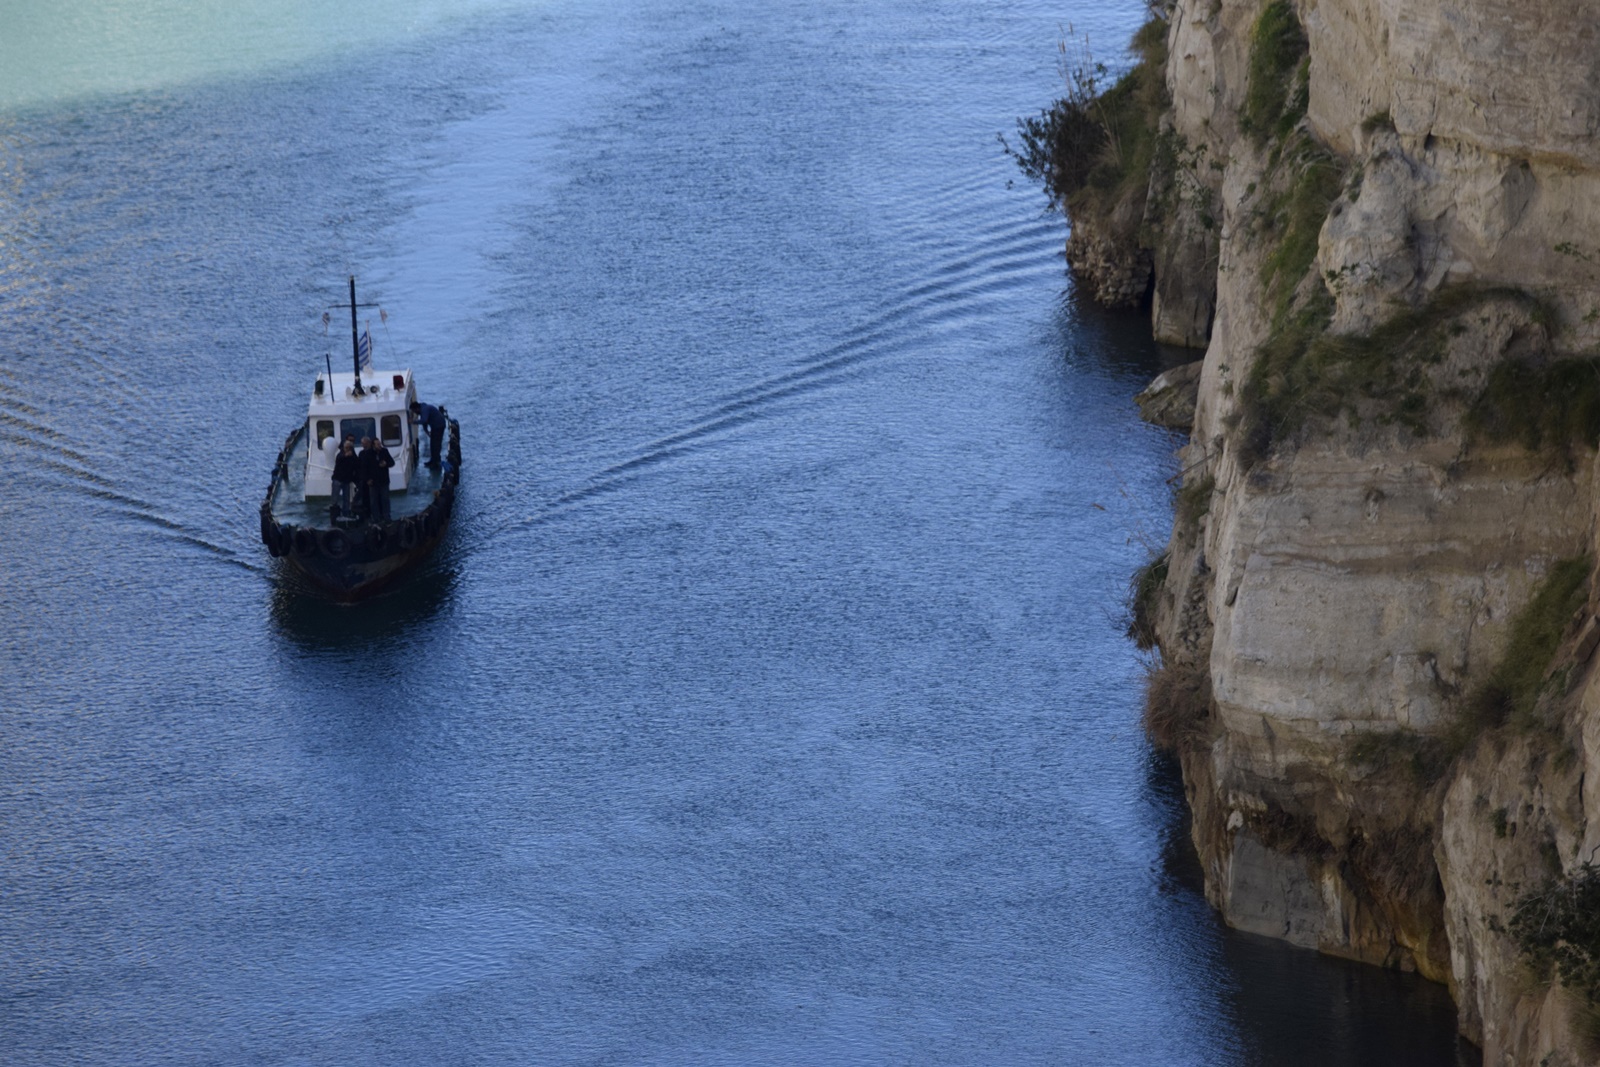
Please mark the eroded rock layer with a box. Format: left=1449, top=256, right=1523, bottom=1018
left=1124, top=1, right=1600, bottom=1062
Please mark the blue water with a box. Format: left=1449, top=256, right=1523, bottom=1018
left=0, top=1, right=1474, bottom=1063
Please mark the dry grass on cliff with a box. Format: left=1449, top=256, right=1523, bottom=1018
left=1173, top=473, right=1214, bottom=537
left=1002, top=18, right=1170, bottom=224
left=1142, top=657, right=1210, bottom=751
left=1349, top=823, right=1441, bottom=906
left=1126, top=552, right=1169, bottom=651
left=1347, top=728, right=1450, bottom=787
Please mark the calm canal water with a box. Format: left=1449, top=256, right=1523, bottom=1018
left=0, top=1, right=1476, bottom=1063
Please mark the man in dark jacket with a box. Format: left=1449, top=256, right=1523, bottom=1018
left=360, top=436, right=395, bottom=521
left=410, top=400, right=447, bottom=467
left=331, top=437, right=360, bottom=517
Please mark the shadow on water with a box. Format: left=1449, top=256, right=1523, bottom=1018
left=1053, top=284, right=1198, bottom=382
left=267, top=556, right=460, bottom=650
left=1143, top=751, right=1483, bottom=1067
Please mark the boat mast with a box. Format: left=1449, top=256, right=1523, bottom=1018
left=349, top=275, right=364, bottom=395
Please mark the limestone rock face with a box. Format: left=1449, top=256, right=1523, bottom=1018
left=1304, top=0, right=1600, bottom=171
left=1300, top=0, right=1600, bottom=345
left=1065, top=220, right=1152, bottom=308
left=1135, top=359, right=1203, bottom=430
left=1314, top=127, right=1600, bottom=344
left=1436, top=729, right=1590, bottom=1062
left=1150, top=193, right=1217, bottom=347
left=1143, top=0, right=1600, bottom=1060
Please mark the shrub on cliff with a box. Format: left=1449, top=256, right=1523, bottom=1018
left=1126, top=551, right=1169, bottom=650
left=1003, top=19, right=1170, bottom=224
left=1511, top=863, right=1600, bottom=1005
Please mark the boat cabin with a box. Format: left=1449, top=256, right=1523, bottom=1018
left=303, top=369, right=419, bottom=498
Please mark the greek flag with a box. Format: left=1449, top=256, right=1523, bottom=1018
left=357, top=329, right=373, bottom=373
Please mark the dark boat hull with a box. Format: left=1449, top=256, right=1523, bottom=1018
left=261, top=419, right=461, bottom=601
left=282, top=519, right=450, bottom=600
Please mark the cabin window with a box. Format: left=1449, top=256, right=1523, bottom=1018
left=315, top=420, right=335, bottom=447
left=380, top=414, right=403, bottom=446
left=339, top=417, right=377, bottom=443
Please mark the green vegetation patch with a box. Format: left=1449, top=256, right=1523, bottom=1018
left=1466, top=357, right=1600, bottom=452
left=1460, top=555, right=1590, bottom=737
left=1004, top=19, right=1170, bottom=222
left=1127, top=551, right=1170, bottom=651
left=1237, top=286, right=1567, bottom=469
left=1259, top=140, right=1344, bottom=321
left=1511, top=862, right=1600, bottom=1005
left=1229, top=130, right=1348, bottom=467
left=1241, top=1, right=1310, bottom=146
left=1254, top=141, right=1344, bottom=326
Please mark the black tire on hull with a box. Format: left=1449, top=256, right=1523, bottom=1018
left=291, top=527, right=318, bottom=558
left=320, top=528, right=351, bottom=560
left=260, top=511, right=284, bottom=557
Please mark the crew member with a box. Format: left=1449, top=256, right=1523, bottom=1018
left=410, top=400, right=447, bottom=467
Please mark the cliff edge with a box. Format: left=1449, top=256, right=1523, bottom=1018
left=1074, top=1, right=1600, bottom=1062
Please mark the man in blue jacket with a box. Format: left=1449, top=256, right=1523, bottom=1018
left=410, top=401, right=447, bottom=468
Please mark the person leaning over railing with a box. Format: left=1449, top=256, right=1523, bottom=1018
left=410, top=400, right=448, bottom=468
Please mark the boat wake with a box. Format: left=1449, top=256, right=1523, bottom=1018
left=484, top=211, right=1061, bottom=541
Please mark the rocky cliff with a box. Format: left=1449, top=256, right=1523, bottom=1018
left=1122, top=1, right=1600, bottom=1062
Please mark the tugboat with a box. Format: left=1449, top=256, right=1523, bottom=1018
left=259, top=278, right=461, bottom=600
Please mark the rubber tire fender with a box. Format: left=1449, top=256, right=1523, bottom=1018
left=397, top=518, right=419, bottom=551
left=260, top=511, right=281, bottom=555
left=320, top=528, right=351, bottom=560
left=291, top=527, right=318, bottom=558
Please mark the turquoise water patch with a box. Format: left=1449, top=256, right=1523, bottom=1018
left=0, top=0, right=539, bottom=110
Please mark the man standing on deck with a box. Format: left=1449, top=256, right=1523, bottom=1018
left=331, top=437, right=360, bottom=518
left=410, top=400, right=447, bottom=467
left=360, top=435, right=395, bottom=522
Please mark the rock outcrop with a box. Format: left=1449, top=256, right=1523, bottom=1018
left=1134, top=359, right=1203, bottom=429
left=1125, top=1, right=1600, bottom=1062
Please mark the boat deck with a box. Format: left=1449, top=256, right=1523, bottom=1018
left=269, top=428, right=450, bottom=528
